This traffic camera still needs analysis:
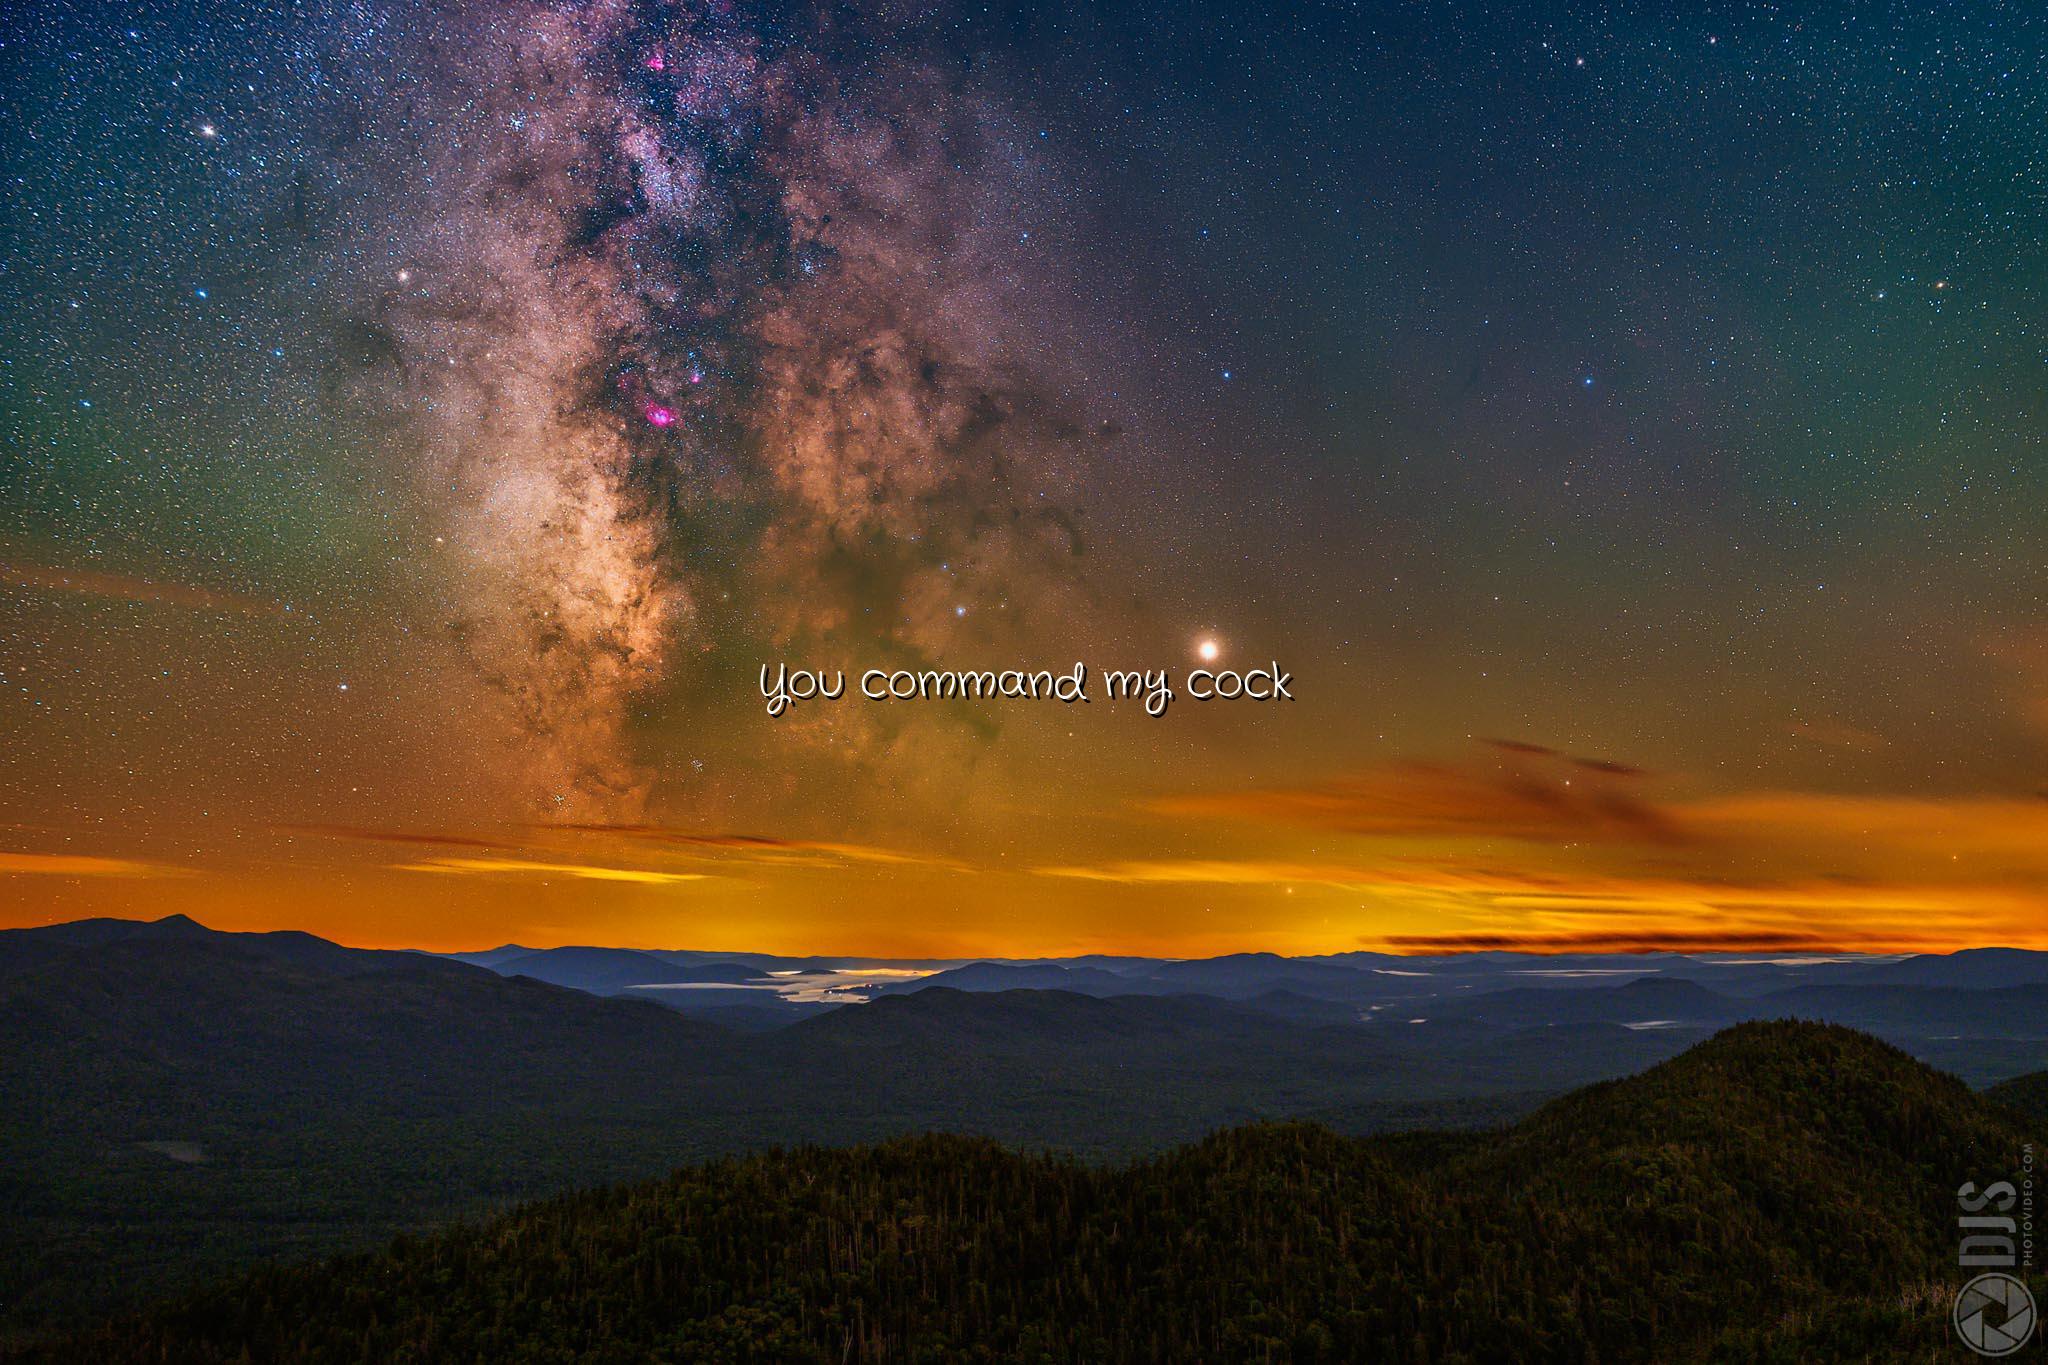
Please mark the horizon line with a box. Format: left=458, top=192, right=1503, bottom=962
left=14, top=911, right=2036, bottom=964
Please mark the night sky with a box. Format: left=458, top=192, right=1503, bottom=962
left=5, top=0, right=2047, bottom=955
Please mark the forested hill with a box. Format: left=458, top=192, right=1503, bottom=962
left=1986, top=1067, right=2048, bottom=1123
left=24, top=1023, right=2044, bottom=1364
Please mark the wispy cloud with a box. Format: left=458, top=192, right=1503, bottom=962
left=281, top=821, right=971, bottom=881
left=277, top=824, right=512, bottom=851
left=1109, top=742, right=2048, bottom=952
left=0, top=852, right=187, bottom=878
left=2, top=562, right=285, bottom=617
left=1033, top=853, right=2038, bottom=951
left=1680, top=791, right=2048, bottom=866
left=547, top=824, right=974, bottom=871
left=395, top=857, right=712, bottom=885
left=1149, top=745, right=1685, bottom=845
left=1383, top=929, right=1860, bottom=954
left=1148, top=745, right=2048, bottom=866
left=1037, top=860, right=1387, bottom=889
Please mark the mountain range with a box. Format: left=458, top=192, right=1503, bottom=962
left=15, top=1022, right=2043, bottom=1362
left=4, top=913, right=2045, bottom=1352
left=459, top=930, right=2048, bottom=1080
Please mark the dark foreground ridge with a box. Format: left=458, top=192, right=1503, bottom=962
left=0, top=916, right=1725, bottom=1334
left=18, top=1023, right=2044, bottom=1364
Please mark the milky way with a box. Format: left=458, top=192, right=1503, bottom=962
left=345, top=0, right=1097, bottom=816
left=19, top=0, right=2048, bottom=952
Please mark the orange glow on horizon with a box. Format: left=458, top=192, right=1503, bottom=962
left=7, top=746, right=2048, bottom=959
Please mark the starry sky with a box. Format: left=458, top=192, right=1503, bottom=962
left=4, top=0, right=2048, bottom=955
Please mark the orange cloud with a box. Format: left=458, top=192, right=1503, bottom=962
left=276, top=821, right=969, bottom=873
left=1037, top=860, right=1390, bottom=889
left=0, top=852, right=187, bottom=878
left=547, top=824, right=974, bottom=871
left=277, top=824, right=511, bottom=851
left=1036, top=852, right=2043, bottom=952
left=2, top=562, right=285, bottom=616
left=395, top=857, right=712, bottom=885
left=1125, top=744, right=2048, bottom=952
left=1152, top=746, right=2048, bottom=867
left=1682, top=791, right=2048, bottom=868
left=1382, top=929, right=1864, bottom=953
left=1151, top=747, right=1685, bottom=845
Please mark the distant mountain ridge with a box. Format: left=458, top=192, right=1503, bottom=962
left=4, top=913, right=2046, bottom=1346
left=0, top=913, right=456, bottom=980
left=0, top=917, right=1703, bottom=1339
left=474, top=933, right=2048, bottom=1037
left=485, top=946, right=772, bottom=995
left=1852, top=946, right=2048, bottom=989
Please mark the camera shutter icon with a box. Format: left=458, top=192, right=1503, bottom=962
left=1955, top=1273, right=2038, bottom=1357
